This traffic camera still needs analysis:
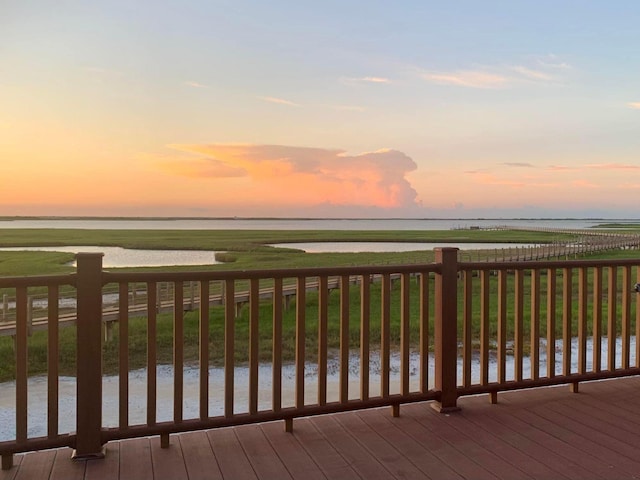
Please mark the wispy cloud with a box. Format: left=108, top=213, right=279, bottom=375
left=534, top=54, right=571, bottom=70
left=548, top=165, right=575, bottom=171
left=259, top=96, right=301, bottom=107
left=503, top=162, right=535, bottom=168
left=422, top=70, right=508, bottom=89
left=330, top=104, right=366, bottom=112
left=628, top=102, right=640, bottom=110
left=361, top=76, right=391, bottom=84
left=164, top=144, right=419, bottom=209
left=511, top=66, right=553, bottom=81
left=587, top=163, right=640, bottom=170
left=184, top=80, right=208, bottom=88
left=340, top=76, right=392, bottom=86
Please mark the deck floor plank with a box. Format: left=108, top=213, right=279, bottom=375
left=356, top=408, right=464, bottom=480
left=333, top=410, right=437, bottom=479
left=118, top=437, right=154, bottom=480
left=429, top=402, right=562, bottom=480
left=234, top=424, right=293, bottom=480
left=259, top=422, right=327, bottom=480
left=311, top=413, right=396, bottom=480
left=0, top=454, right=22, bottom=480
left=84, top=442, right=120, bottom=480
left=178, top=430, right=224, bottom=480
left=458, top=404, right=589, bottom=480
left=523, top=404, right=640, bottom=476
left=3, top=377, right=640, bottom=479
left=207, top=427, right=258, bottom=480
left=409, top=402, right=533, bottom=480
left=291, top=418, right=361, bottom=480
left=49, top=449, right=85, bottom=480
left=149, top=437, right=188, bottom=480
left=12, top=450, right=55, bottom=480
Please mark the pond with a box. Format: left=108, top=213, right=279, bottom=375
left=0, top=246, right=219, bottom=268
left=269, top=242, right=536, bottom=253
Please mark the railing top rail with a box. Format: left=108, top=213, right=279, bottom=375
left=459, top=257, right=640, bottom=271
left=102, top=262, right=441, bottom=283
left=0, top=273, right=76, bottom=288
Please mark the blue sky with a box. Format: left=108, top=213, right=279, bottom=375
left=1, top=1, right=639, bottom=217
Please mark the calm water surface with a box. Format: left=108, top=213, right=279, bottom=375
left=0, top=218, right=626, bottom=230
left=269, top=242, right=536, bottom=253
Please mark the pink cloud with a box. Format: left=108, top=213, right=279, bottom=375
left=165, top=144, right=419, bottom=209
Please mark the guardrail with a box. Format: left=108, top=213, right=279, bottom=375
left=1, top=250, right=639, bottom=469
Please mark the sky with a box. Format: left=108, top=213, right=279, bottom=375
left=1, top=1, right=640, bottom=218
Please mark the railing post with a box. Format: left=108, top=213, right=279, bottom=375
left=72, top=253, right=105, bottom=459
left=432, top=248, right=460, bottom=413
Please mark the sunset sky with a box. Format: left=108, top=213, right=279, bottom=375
left=2, top=1, right=639, bottom=218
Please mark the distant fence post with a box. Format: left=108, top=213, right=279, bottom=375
left=433, top=248, right=460, bottom=413
left=73, top=253, right=105, bottom=459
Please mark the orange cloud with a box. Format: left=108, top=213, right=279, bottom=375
left=165, top=144, right=419, bottom=209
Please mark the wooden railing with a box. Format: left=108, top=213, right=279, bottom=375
left=1, top=250, right=639, bottom=469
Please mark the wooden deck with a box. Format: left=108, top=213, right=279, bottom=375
left=4, top=376, right=640, bottom=480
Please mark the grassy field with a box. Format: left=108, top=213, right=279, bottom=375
left=1, top=227, right=639, bottom=382
left=0, top=227, right=573, bottom=277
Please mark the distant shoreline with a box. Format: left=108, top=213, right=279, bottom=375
left=2, top=216, right=638, bottom=221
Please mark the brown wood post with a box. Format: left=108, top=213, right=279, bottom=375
left=432, top=248, right=460, bottom=413
left=72, top=253, right=105, bottom=460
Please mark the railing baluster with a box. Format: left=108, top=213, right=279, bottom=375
left=147, top=282, right=157, bottom=426
left=578, top=268, right=588, bottom=374
left=497, top=271, right=507, bottom=384
left=119, top=282, right=129, bottom=430
left=562, top=268, right=572, bottom=376
left=380, top=273, right=391, bottom=398
left=514, top=270, right=524, bottom=382
left=530, top=269, right=541, bottom=380
left=400, top=273, right=410, bottom=396
left=360, top=274, right=370, bottom=401
left=419, top=272, right=430, bottom=394
left=480, top=270, right=490, bottom=385
left=16, top=287, right=28, bottom=445
left=607, top=267, right=617, bottom=371
left=47, top=285, right=59, bottom=439
left=547, top=268, right=556, bottom=378
left=593, top=267, right=602, bottom=373
left=249, top=279, right=259, bottom=415
left=621, top=267, right=631, bottom=370
left=174, top=282, right=184, bottom=423
left=273, top=278, right=283, bottom=412
left=295, top=277, right=306, bottom=408
left=340, top=275, right=350, bottom=403
left=224, top=279, right=235, bottom=417
left=199, top=280, right=210, bottom=420
left=636, top=267, right=640, bottom=367
left=463, top=271, right=472, bottom=388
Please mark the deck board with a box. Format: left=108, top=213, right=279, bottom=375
left=4, top=376, right=640, bottom=480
